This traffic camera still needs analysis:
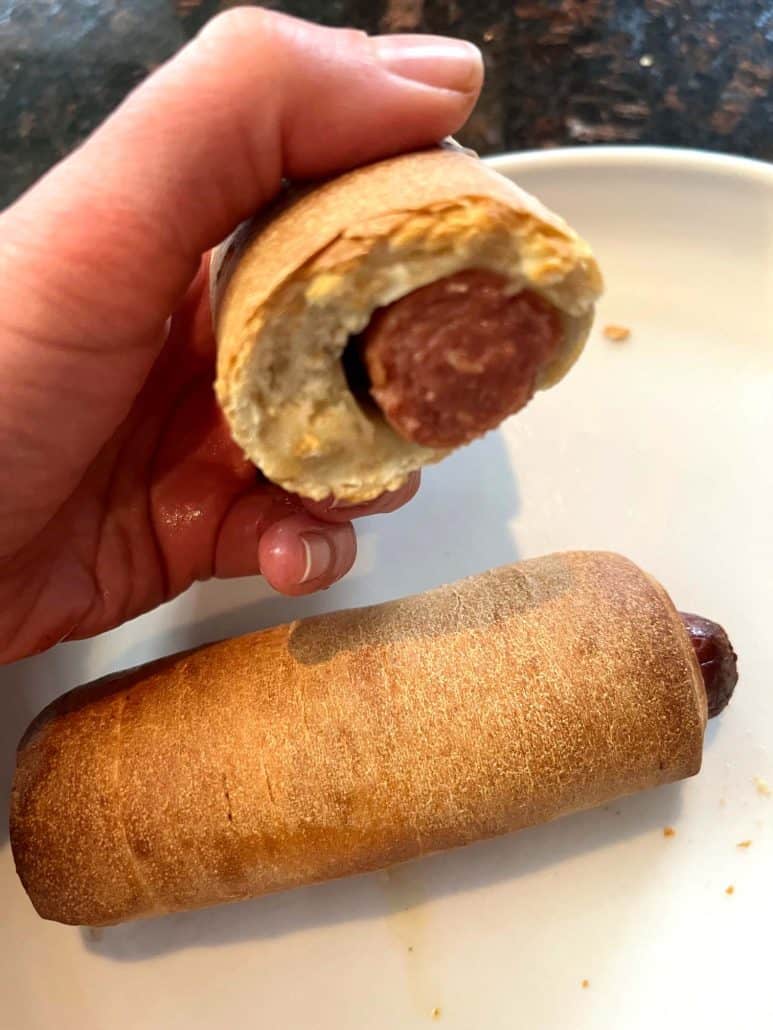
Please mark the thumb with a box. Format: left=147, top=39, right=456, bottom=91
left=0, top=8, right=482, bottom=537
left=5, top=9, right=483, bottom=325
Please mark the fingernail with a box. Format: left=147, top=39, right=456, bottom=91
left=371, top=34, right=483, bottom=93
left=299, top=531, right=335, bottom=583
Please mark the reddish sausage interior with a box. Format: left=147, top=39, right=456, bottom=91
left=351, top=270, right=564, bottom=449
left=680, top=613, right=738, bottom=717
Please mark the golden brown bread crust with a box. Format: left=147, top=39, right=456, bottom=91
left=213, top=147, right=602, bottom=502
left=11, top=552, right=705, bottom=926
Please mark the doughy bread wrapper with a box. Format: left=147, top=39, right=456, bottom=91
left=12, top=552, right=704, bottom=926
left=212, top=147, right=602, bottom=502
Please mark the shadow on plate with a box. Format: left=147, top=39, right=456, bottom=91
left=81, top=780, right=684, bottom=962
left=112, top=431, right=523, bottom=673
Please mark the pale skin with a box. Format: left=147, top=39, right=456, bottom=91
left=0, top=9, right=483, bottom=665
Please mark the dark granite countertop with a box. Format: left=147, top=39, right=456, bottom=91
left=1, top=0, right=771, bottom=208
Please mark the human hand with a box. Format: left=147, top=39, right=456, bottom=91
left=0, top=8, right=482, bottom=664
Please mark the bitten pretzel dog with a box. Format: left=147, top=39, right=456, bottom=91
left=11, top=552, right=736, bottom=927
left=212, top=146, right=602, bottom=502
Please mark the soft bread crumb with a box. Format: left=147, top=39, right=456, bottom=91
left=754, top=776, right=771, bottom=797
left=663, top=826, right=676, bottom=838
left=737, top=840, right=752, bottom=848
left=603, top=324, right=630, bottom=342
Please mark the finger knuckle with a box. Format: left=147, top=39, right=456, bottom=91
left=195, top=6, right=277, bottom=52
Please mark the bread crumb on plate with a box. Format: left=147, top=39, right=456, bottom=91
left=754, top=776, right=771, bottom=797
left=737, top=840, right=752, bottom=849
left=725, top=885, right=735, bottom=895
left=663, top=826, right=676, bottom=838
left=603, top=324, right=631, bottom=342
left=581, top=979, right=590, bottom=989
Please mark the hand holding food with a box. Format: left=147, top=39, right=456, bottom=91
left=0, top=10, right=484, bottom=663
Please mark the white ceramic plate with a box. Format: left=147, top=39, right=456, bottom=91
left=2, top=147, right=772, bottom=1030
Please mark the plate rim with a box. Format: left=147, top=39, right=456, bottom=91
left=484, top=144, right=773, bottom=187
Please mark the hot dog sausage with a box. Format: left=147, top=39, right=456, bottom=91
left=680, top=613, right=738, bottom=717
left=358, top=269, right=564, bottom=449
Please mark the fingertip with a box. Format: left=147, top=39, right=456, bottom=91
left=258, top=513, right=356, bottom=595
left=213, top=486, right=300, bottom=580
left=382, top=469, right=422, bottom=511
left=301, top=471, right=421, bottom=523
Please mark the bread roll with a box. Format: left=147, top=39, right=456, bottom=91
left=11, top=552, right=706, bottom=926
left=212, top=146, right=602, bottom=502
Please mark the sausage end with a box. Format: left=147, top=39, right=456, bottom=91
left=680, top=612, right=738, bottom=718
